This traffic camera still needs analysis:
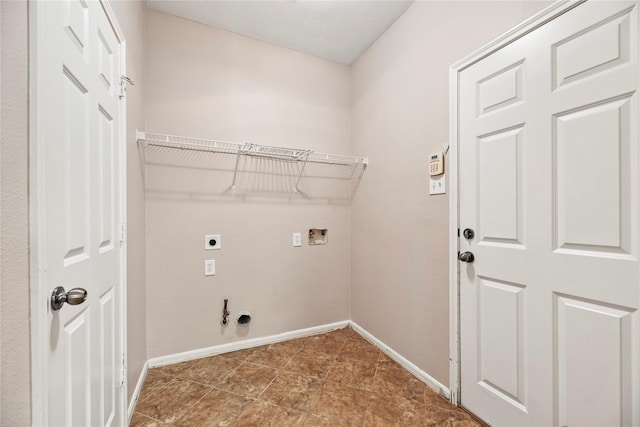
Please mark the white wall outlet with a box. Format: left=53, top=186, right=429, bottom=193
left=204, top=259, right=215, bottom=276
left=293, top=232, right=302, bottom=247
left=429, top=175, right=446, bottom=195
left=204, top=234, right=221, bottom=250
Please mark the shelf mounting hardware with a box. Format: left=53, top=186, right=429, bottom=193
left=119, top=75, right=135, bottom=100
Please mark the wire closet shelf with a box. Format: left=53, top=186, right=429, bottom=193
left=137, top=131, right=368, bottom=192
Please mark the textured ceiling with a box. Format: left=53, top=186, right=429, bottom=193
left=145, top=1, right=413, bottom=64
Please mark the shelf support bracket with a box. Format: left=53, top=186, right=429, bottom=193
left=230, top=147, right=245, bottom=190
left=293, top=155, right=310, bottom=192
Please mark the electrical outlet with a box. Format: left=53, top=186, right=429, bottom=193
left=204, top=259, right=215, bottom=276
left=429, top=175, right=446, bottom=195
left=205, top=234, right=221, bottom=250
left=293, top=232, right=301, bottom=247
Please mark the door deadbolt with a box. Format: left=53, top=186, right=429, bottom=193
left=459, top=251, right=475, bottom=263
left=463, top=228, right=475, bottom=239
left=51, top=286, right=88, bottom=311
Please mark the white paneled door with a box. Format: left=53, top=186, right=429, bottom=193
left=32, top=0, right=125, bottom=425
left=458, top=1, right=639, bottom=425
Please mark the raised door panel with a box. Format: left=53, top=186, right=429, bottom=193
left=97, top=29, right=114, bottom=94
left=553, top=7, right=633, bottom=90
left=477, top=61, right=524, bottom=116
left=99, top=289, right=116, bottom=427
left=555, top=294, right=635, bottom=426
left=477, top=126, right=524, bottom=247
left=64, top=311, right=91, bottom=426
left=477, top=277, right=527, bottom=412
left=98, top=105, right=114, bottom=253
left=64, top=0, right=88, bottom=56
left=553, top=93, right=634, bottom=257
left=62, top=66, right=91, bottom=266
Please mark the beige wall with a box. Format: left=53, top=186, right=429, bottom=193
left=109, top=0, right=148, bottom=402
left=0, top=0, right=31, bottom=424
left=144, top=10, right=353, bottom=359
left=351, top=1, right=550, bottom=388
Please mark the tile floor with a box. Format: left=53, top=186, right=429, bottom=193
left=130, top=327, right=484, bottom=426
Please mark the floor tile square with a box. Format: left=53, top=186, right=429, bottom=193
left=325, top=358, right=377, bottom=390
left=217, top=362, right=278, bottom=398
left=136, top=369, right=175, bottom=403
left=130, top=412, right=164, bottom=427
left=330, top=327, right=362, bottom=341
left=283, top=350, right=335, bottom=379
left=171, top=354, right=243, bottom=386
left=337, top=338, right=381, bottom=365
left=302, top=333, right=346, bottom=357
left=246, top=340, right=303, bottom=369
left=367, top=389, right=433, bottom=425
left=299, top=412, right=363, bottom=427
left=135, top=378, right=212, bottom=423
left=260, top=371, right=323, bottom=411
left=310, top=380, right=370, bottom=422
left=234, top=400, right=304, bottom=426
left=172, top=388, right=253, bottom=427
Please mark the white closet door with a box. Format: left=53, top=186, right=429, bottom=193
left=458, top=1, right=639, bottom=425
left=33, top=0, right=125, bottom=425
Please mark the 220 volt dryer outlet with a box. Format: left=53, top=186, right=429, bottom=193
left=204, top=234, right=221, bottom=250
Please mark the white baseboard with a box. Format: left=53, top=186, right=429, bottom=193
left=147, top=320, right=349, bottom=368
left=349, top=321, right=451, bottom=400
left=127, top=361, right=149, bottom=424
left=143, top=320, right=450, bottom=403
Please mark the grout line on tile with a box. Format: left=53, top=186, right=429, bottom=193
left=134, top=371, right=178, bottom=404
left=255, top=369, right=282, bottom=401
left=173, top=383, right=216, bottom=423
left=172, top=386, right=216, bottom=424
left=371, top=348, right=383, bottom=384
left=161, top=371, right=226, bottom=391
left=132, top=411, right=165, bottom=425
left=322, top=335, right=349, bottom=378
left=223, top=380, right=277, bottom=427
left=218, top=359, right=249, bottom=385
left=254, top=396, right=307, bottom=419
left=210, top=385, right=256, bottom=401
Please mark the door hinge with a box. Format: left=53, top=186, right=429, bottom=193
left=120, top=224, right=127, bottom=243
left=119, top=75, right=135, bottom=100
left=120, top=355, right=127, bottom=388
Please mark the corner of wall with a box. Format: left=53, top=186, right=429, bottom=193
left=109, top=0, right=149, bottom=405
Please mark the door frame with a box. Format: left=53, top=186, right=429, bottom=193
left=447, top=0, right=587, bottom=406
left=28, top=1, right=128, bottom=424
